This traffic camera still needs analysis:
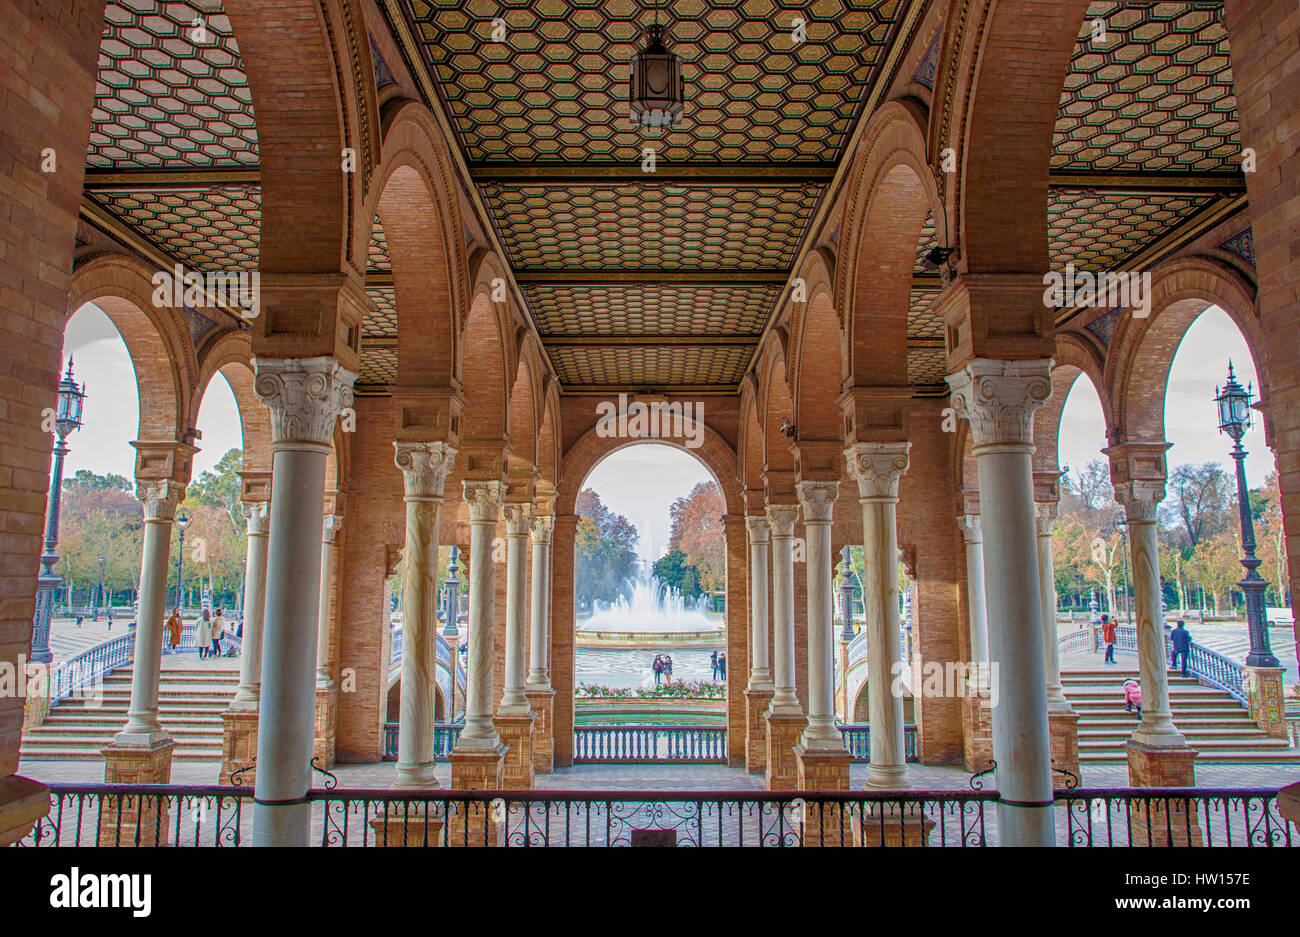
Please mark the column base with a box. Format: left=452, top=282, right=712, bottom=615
left=765, top=711, right=807, bottom=791
left=745, top=688, right=773, bottom=774
left=100, top=739, right=176, bottom=846
left=314, top=684, right=337, bottom=768
left=219, top=708, right=259, bottom=786
left=852, top=806, right=936, bottom=847
left=1245, top=666, right=1287, bottom=738
left=525, top=689, right=555, bottom=774
left=369, top=809, right=445, bottom=847
left=962, top=695, right=995, bottom=773
left=448, top=746, right=506, bottom=847
left=0, top=776, right=50, bottom=847
left=794, top=746, right=851, bottom=846
left=1125, top=739, right=1201, bottom=846
left=1048, top=709, right=1081, bottom=783
left=494, top=711, right=536, bottom=789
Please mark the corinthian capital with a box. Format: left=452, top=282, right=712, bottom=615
left=322, top=514, right=343, bottom=544
left=796, top=480, right=838, bottom=523
left=957, top=513, right=982, bottom=545
left=463, top=480, right=503, bottom=523
left=394, top=441, right=457, bottom=501
left=766, top=503, right=799, bottom=538
left=1034, top=500, right=1058, bottom=537
left=946, top=358, right=1053, bottom=449
left=503, top=502, right=533, bottom=537
left=844, top=442, right=911, bottom=501
left=745, top=515, right=770, bottom=544
left=530, top=512, right=555, bottom=544
left=253, top=356, right=356, bottom=448
left=137, top=480, right=182, bottom=521
left=241, top=500, right=270, bottom=536
left=1113, top=480, right=1165, bottom=523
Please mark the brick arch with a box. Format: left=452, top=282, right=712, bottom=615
left=930, top=0, right=1091, bottom=274
left=787, top=248, right=844, bottom=441
left=68, top=254, right=194, bottom=443
left=556, top=427, right=743, bottom=518
left=368, top=100, right=467, bottom=388
left=192, top=329, right=271, bottom=475
left=1107, top=256, right=1261, bottom=444
left=225, top=0, right=379, bottom=274
left=507, top=331, right=545, bottom=473
left=837, top=99, right=943, bottom=387
left=459, top=250, right=514, bottom=444
left=738, top=374, right=764, bottom=492
left=536, top=379, right=561, bottom=494
left=756, top=330, right=795, bottom=476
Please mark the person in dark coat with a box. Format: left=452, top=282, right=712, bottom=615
left=1170, top=619, right=1192, bottom=677
left=718, top=652, right=726, bottom=680
left=710, top=650, right=719, bottom=680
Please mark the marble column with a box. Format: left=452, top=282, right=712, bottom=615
left=846, top=443, right=912, bottom=789
left=112, top=480, right=182, bottom=748
left=455, top=481, right=505, bottom=751
left=1035, top=502, right=1070, bottom=711
left=796, top=481, right=841, bottom=751
left=948, top=359, right=1055, bottom=846
left=1113, top=480, right=1184, bottom=748
left=525, top=513, right=556, bottom=773
left=957, top=515, right=988, bottom=665
left=219, top=500, right=269, bottom=785
left=745, top=516, right=773, bottom=693
left=393, top=442, right=456, bottom=787
left=251, top=356, right=355, bottom=847
left=766, top=504, right=801, bottom=716
left=498, top=502, right=532, bottom=715
left=315, top=516, right=342, bottom=688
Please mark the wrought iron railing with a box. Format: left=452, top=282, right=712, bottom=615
left=16, top=784, right=1295, bottom=847
left=382, top=722, right=463, bottom=760
left=1061, top=625, right=1248, bottom=704
left=837, top=723, right=919, bottom=763
left=573, top=725, right=728, bottom=764
left=44, top=632, right=134, bottom=706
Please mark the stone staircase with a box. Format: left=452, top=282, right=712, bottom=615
left=1062, top=669, right=1298, bottom=765
left=21, top=666, right=239, bottom=762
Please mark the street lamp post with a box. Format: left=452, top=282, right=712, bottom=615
left=31, top=359, right=86, bottom=664
left=836, top=547, right=858, bottom=721
left=1214, top=363, right=1279, bottom=668
left=175, top=509, right=190, bottom=615
left=94, top=553, right=105, bottom=622
left=442, top=545, right=460, bottom=639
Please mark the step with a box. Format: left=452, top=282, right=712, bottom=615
left=20, top=749, right=221, bottom=762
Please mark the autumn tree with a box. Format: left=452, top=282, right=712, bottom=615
left=667, top=481, right=726, bottom=593
left=1164, top=462, right=1231, bottom=549
left=575, top=488, right=639, bottom=611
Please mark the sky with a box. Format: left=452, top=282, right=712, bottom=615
left=1057, top=305, right=1277, bottom=486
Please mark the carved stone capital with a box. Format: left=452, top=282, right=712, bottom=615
left=766, top=503, right=799, bottom=538
left=946, top=358, right=1053, bottom=449
left=957, top=513, right=982, bottom=545
left=1034, top=500, right=1058, bottom=537
left=1113, top=480, right=1165, bottom=524
left=502, top=502, right=533, bottom=537
left=745, top=515, right=771, bottom=544
left=795, top=480, right=838, bottom=523
left=844, top=442, right=911, bottom=501
left=253, top=356, right=356, bottom=448
left=322, top=514, right=343, bottom=544
left=394, top=441, right=457, bottom=501
left=463, top=480, right=503, bottom=523
left=530, top=512, right=555, bottom=544
left=241, top=500, right=270, bottom=536
left=137, top=480, right=182, bottom=522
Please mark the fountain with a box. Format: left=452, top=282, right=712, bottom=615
left=577, top=564, right=723, bottom=647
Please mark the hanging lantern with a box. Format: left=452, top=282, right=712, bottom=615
left=628, top=23, right=684, bottom=129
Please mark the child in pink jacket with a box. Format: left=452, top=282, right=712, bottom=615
left=1123, top=679, right=1142, bottom=715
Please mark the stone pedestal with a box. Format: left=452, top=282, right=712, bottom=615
left=853, top=808, right=936, bottom=847
left=745, top=688, right=773, bottom=773
left=448, top=746, right=506, bottom=847
left=494, top=712, right=536, bottom=789
left=219, top=709, right=259, bottom=786
left=369, top=810, right=445, bottom=847
left=525, top=689, right=555, bottom=774
left=1245, top=666, right=1287, bottom=738
left=100, top=740, right=176, bottom=846
left=795, top=746, right=851, bottom=846
left=962, top=696, right=994, bottom=773
left=1126, top=740, right=1201, bottom=846
left=1048, top=709, right=1081, bottom=782
left=314, top=684, right=337, bottom=767
left=765, top=712, right=807, bottom=791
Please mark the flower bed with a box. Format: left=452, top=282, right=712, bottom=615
left=576, top=680, right=726, bottom=700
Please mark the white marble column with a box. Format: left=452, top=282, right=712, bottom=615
left=393, top=442, right=456, bottom=787
left=315, top=515, right=342, bottom=689
left=526, top=513, right=554, bottom=691
left=251, top=356, right=354, bottom=847
left=1114, top=481, right=1184, bottom=747
left=796, top=481, right=841, bottom=750
left=846, top=443, right=912, bottom=789
left=499, top=502, right=532, bottom=715
left=230, top=501, right=269, bottom=710
left=958, top=515, right=988, bottom=665
left=456, top=481, right=504, bottom=750
left=745, top=516, right=773, bottom=693
left=114, top=480, right=181, bottom=745
left=1035, top=502, right=1070, bottom=711
left=766, top=503, right=801, bottom=716
left=948, top=359, right=1055, bottom=846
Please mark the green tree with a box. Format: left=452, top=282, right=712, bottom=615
left=574, top=489, right=638, bottom=611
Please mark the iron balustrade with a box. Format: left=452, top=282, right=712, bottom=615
left=1062, top=625, right=1248, bottom=704
left=837, top=724, right=919, bottom=763
left=381, top=722, right=463, bottom=760
left=15, top=784, right=1294, bottom=847
left=44, top=632, right=133, bottom=706
left=573, top=724, right=728, bottom=764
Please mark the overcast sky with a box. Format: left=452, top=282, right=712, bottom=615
left=56, top=301, right=1272, bottom=537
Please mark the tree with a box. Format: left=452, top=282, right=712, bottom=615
left=1165, top=462, right=1231, bottom=549
left=667, top=481, right=726, bottom=593
left=574, top=489, right=638, bottom=611
left=653, top=549, right=701, bottom=598
left=1258, top=470, right=1290, bottom=606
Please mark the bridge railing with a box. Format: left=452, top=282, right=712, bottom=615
left=1059, top=625, right=1248, bottom=704
left=44, top=632, right=134, bottom=706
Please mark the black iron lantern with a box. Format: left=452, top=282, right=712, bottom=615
left=1214, top=361, right=1252, bottom=442
left=55, top=358, right=85, bottom=438
left=628, top=23, right=683, bottom=129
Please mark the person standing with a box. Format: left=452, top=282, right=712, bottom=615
left=1100, top=614, right=1117, bottom=664
left=710, top=650, right=719, bottom=680
left=1170, top=619, right=1192, bottom=677
left=196, top=609, right=212, bottom=660
left=664, top=654, right=673, bottom=683
left=652, top=655, right=663, bottom=687
left=166, top=607, right=182, bottom=654
left=211, top=607, right=225, bottom=657
left=718, top=652, right=726, bottom=681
